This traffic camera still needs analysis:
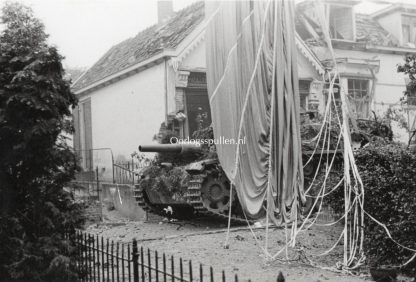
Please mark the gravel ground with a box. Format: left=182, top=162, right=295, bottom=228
left=84, top=208, right=375, bottom=282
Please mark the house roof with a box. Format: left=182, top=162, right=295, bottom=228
left=355, top=13, right=399, bottom=47
left=72, top=1, right=205, bottom=92
left=296, top=5, right=399, bottom=48
left=65, top=67, right=86, bottom=83
left=372, top=3, right=416, bottom=19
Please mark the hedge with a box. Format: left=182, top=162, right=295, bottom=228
left=326, top=141, right=416, bottom=274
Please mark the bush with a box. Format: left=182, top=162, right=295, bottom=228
left=139, top=166, right=190, bottom=200
left=327, top=141, right=416, bottom=274
left=0, top=3, right=84, bottom=280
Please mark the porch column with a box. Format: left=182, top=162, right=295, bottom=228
left=175, top=71, right=190, bottom=138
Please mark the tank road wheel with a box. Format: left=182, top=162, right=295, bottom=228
left=200, top=174, right=234, bottom=214
left=186, top=172, right=263, bottom=223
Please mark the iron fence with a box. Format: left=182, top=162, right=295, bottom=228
left=71, top=230, right=258, bottom=282
left=113, top=160, right=148, bottom=185
left=72, top=148, right=151, bottom=186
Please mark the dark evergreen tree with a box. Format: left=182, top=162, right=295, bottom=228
left=0, top=3, right=84, bottom=280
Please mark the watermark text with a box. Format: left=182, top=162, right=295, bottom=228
left=170, top=136, right=246, bottom=145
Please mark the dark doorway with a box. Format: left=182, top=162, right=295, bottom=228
left=185, top=89, right=212, bottom=137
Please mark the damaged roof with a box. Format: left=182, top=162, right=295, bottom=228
left=355, top=14, right=399, bottom=47
left=296, top=6, right=399, bottom=48
left=72, top=1, right=204, bottom=92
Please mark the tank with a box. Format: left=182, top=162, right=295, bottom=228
left=133, top=113, right=391, bottom=222
left=134, top=143, right=265, bottom=223
left=133, top=144, right=200, bottom=220
left=133, top=142, right=335, bottom=222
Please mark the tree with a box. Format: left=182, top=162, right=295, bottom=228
left=397, top=54, right=416, bottom=144
left=397, top=54, right=416, bottom=93
left=0, top=3, right=84, bottom=280
left=397, top=54, right=416, bottom=105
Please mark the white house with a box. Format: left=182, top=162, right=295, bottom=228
left=72, top=0, right=416, bottom=176
left=296, top=1, right=416, bottom=140
left=71, top=1, right=325, bottom=174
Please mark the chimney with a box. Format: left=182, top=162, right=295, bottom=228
left=157, top=1, right=174, bottom=24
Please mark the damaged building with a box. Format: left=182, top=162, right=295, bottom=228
left=296, top=1, right=416, bottom=119
left=71, top=0, right=416, bottom=174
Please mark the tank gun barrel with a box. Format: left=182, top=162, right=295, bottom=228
left=139, top=143, right=202, bottom=154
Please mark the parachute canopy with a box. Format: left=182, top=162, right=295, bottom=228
left=205, top=0, right=305, bottom=222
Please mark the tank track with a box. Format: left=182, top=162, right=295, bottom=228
left=186, top=174, right=259, bottom=224
left=134, top=185, right=197, bottom=219
left=133, top=185, right=166, bottom=217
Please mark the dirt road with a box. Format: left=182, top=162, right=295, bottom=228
left=85, top=209, right=371, bottom=282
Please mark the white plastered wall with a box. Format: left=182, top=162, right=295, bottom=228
left=180, top=39, right=206, bottom=70
left=78, top=63, right=166, bottom=162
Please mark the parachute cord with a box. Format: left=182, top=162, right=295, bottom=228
left=265, top=187, right=271, bottom=252
left=242, top=208, right=271, bottom=258
left=265, top=0, right=279, bottom=253
left=223, top=181, right=234, bottom=249
left=285, top=223, right=289, bottom=260
left=117, top=186, right=123, bottom=205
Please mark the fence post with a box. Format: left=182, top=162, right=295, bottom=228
left=96, top=166, right=102, bottom=221
left=131, top=158, right=135, bottom=185
left=132, top=239, right=139, bottom=282
left=112, top=160, right=116, bottom=184
left=96, top=166, right=99, bottom=198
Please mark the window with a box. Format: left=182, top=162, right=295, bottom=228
left=401, top=16, right=416, bottom=46
left=298, top=80, right=311, bottom=112
left=73, top=99, right=93, bottom=171
left=402, top=24, right=411, bottom=43
left=405, top=82, right=416, bottom=106
left=347, top=79, right=370, bottom=118
left=329, top=5, right=354, bottom=41
left=300, top=95, right=307, bottom=112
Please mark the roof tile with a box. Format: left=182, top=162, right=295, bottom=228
left=296, top=8, right=399, bottom=48
left=73, top=1, right=204, bottom=92
left=355, top=13, right=399, bottom=46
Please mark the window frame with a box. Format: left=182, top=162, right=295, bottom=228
left=401, top=15, right=416, bottom=45
left=328, top=4, right=355, bottom=41
left=346, top=78, right=371, bottom=118
left=298, top=79, right=312, bottom=112
left=402, top=24, right=411, bottom=44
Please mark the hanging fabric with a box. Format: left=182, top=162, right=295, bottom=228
left=205, top=0, right=305, bottom=222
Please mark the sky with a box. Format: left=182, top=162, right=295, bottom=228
left=0, top=0, right=198, bottom=69
left=0, top=0, right=415, bottom=69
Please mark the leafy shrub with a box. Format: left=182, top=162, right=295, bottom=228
left=0, top=3, right=84, bottom=280
left=139, top=166, right=189, bottom=200
left=397, top=54, right=416, bottom=106
left=191, top=125, right=218, bottom=160
left=327, top=141, right=416, bottom=274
